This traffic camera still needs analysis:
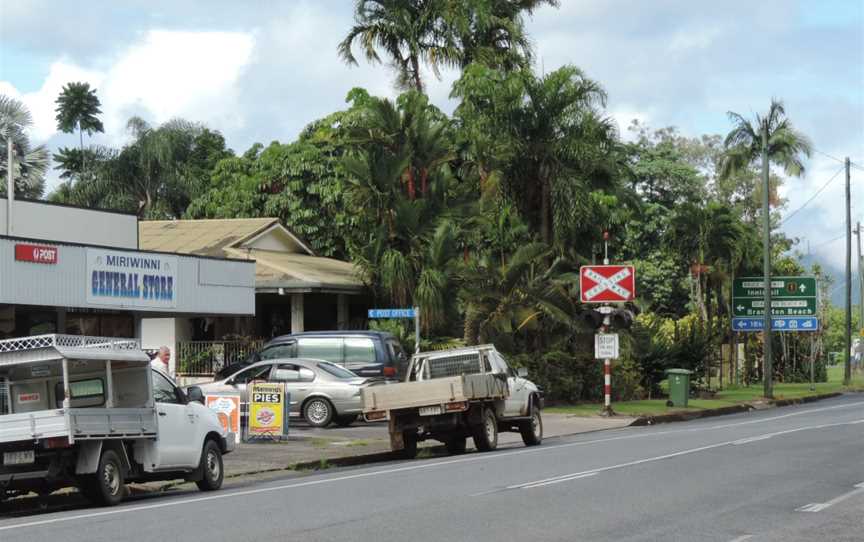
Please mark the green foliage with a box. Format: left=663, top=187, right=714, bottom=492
left=0, top=95, right=49, bottom=198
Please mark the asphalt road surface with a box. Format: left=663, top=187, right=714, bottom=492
left=2, top=395, right=862, bottom=542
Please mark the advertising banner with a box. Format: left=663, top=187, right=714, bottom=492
left=248, top=382, right=286, bottom=437
left=205, top=395, right=241, bottom=443
left=86, top=248, right=178, bottom=308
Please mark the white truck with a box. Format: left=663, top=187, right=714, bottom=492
left=0, top=335, right=233, bottom=506
left=361, top=345, right=543, bottom=457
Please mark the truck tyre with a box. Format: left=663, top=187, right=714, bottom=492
left=195, top=439, right=224, bottom=491
left=334, top=414, right=359, bottom=427
left=472, top=408, right=499, bottom=452
left=520, top=404, right=543, bottom=446
left=303, top=397, right=335, bottom=427
left=445, top=436, right=467, bottom=455
left=82, top=449, right=125, bottom=506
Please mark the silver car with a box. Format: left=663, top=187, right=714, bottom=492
left=195, top=359, right=370, bottom=427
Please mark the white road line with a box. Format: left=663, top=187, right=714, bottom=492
left=728, top=535, right=754, bottom=542
left=503, top=419, right=864, bottom=492
left=517, top=472, right=598, bottom=489
left=796, top=482, right=864, bottom=513
left=1, top=402, right=862, bottom=532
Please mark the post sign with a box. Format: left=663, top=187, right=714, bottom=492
left=368, top=308, right=416, bottom=318
left=205, top=395, right=241, bottom=443
left=248, top=382, right=286, bottom=437
left=15, top=243, right=58, bottom=264
left=732, top=316, right=819, bottom=332
left=732, top=276, right=818, bottom=317
left=580, top=265, right=636, bottom=303
left=86, top=248, right=177, bottom=309
left=594, top=333, right=620, bottom=359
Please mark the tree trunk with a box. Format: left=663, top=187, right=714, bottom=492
left=541, top=178, right=551, bottom=245
left=420, top=168, right=428, bottom=196
left=405, top=168, right=416, bottom=200
left=410, top=55, right=423, bottom=92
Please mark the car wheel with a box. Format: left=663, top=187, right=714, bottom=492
left=334, top=414, right=358, bottom=427
left=444, top=436, right=467, bottom=455
left=195, top=439, right=224, bottom=491
left=303, top=397, right=335, bottom=427
left=82, top=449, right=125, bottom=506
left=520, top=404, right=543, bottom=446
left=472, top=408, right=499, bottom=452
left=401, top=431, right=418, bottom=459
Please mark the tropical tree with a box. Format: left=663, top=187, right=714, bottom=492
left=338, top=0, right=459, bottom=91
left=54, top=82, right=104, bottom=172
left=0, top=95, right=49, bottom=198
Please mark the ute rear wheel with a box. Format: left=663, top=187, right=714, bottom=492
left=81, top=449, right=125, bottom=506
left=401, top=431, right=419, bottom=459
left=472, top=408, right=499, bottom=452
left=445, top=436, right=467, bottom=455
left=334, top=414, right=359, bottom=427
left=196, top=439, right=224, bottom=491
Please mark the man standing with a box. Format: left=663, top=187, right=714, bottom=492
left=150, top=346, right=171, bottom=374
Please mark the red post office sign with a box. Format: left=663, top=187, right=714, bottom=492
left=15, top=244, right=58, bottom=265
left=580, top=265, right=636, bottom=303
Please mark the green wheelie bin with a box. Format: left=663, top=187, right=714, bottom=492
left=665, top=369, right=692, bottom=407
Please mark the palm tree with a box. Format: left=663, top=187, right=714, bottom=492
left=54, top=82, right=104, bottom=163
left=338, top=0, right=459, bottom=91
left=0, top=95, right=49, bottom=198
left=720, top=99, right=812, bottom=398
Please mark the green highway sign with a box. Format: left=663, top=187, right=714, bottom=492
left=732, top=276, right=817, bottom=299
left=732, top=276, right=818, bottom=318
left=732, top=297, right=817, bottom=317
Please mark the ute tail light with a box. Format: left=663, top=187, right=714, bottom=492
left=445, top=401, right=468, bottom=412
left=43, top=437, right=71, bottom=449
left=366, top=410, right=387, bottom=421
left=382, top=366, right=397, bottom=378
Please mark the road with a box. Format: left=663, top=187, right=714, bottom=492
left=1, top=395, right=862, bottom=541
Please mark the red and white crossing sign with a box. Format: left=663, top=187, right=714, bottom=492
left=580, top=265, right=636, bottom=303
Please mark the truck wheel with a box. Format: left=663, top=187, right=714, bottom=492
left=401, top=431, right=419, bottom=459
left=195, top=439, right=224, bottom=491
left=445, top=437, right=467, bottom=455
left=334, top=414, right=359, bottom=427
left=82, top=449, right=125, bottom=506
left=472, top=408, right=499, bottom=452
left=304, top=398, right=335, bottom=427
left=520, top=405, right=543, bottom=446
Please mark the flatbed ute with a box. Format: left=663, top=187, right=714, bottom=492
left=362, top=345, right=543, bottom=457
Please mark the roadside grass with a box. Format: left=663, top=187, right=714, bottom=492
left=548, top=365, right=864, bottom=418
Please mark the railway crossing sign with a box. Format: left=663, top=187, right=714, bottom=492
left=580, top=265, right=636, bottom=303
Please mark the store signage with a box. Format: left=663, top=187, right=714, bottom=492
left=15, top=243, right=58, bottom=264
left=248, top=382, right=286, bottom=437
left=86, top=248, right=178, bottom=308
left=205, top=395, right=241, bottom=444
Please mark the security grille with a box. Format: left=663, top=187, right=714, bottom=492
left=0, top=334, right=140, bottom=354
left=426, top=352, right=483, bottom=379
left=0, top=377, right=8, bottom=415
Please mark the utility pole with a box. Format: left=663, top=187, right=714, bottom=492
left=855, top=222, right=863, bottom=328
left=761, top=123, right=773, bottom=399
left=6, top=138, right=12, bottom=235
left=845, top=158, right=852, bottom=385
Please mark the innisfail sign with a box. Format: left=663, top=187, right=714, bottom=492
left=732, top=276, right=819, bottom=332
left=580, top=265, right=636, bottom=303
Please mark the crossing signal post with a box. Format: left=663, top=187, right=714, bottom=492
left=583, top=306, right=634, bottom=416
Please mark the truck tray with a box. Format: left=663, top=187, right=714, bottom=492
left=0, top=408, right=158, bottom=444
left=362, top=373, right=508, bottom=413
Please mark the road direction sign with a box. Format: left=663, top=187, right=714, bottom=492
left=368, top=308, right=416, bottom=319
left=580, top=265, right=636, bottom=303
left=594, top=333, right=620, bottom=359
left=732, top=316, right=819, bottom=332
left=732, top=276, right=818, bottom=317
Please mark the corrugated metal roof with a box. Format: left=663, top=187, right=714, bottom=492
left=139, top=219, right=364, bottom=293
left=139, top=218, right=278, bottom=257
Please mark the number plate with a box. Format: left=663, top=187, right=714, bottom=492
left=3, top=450, right=35, bottom=465
left=419, top=406, right=442, bottom=416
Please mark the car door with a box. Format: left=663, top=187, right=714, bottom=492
left=490, top=352, right=529, bottom=417
left=152, top=371, right=200, bottom=469
left=269, top=363, right=315, bottom=414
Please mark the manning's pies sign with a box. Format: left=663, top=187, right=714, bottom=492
left=86, top=248, right=178, bottom=308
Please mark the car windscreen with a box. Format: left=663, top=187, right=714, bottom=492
left=317, top=362, right=358, bottom=380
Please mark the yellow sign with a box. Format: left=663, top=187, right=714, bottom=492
left=248, top=382, right=285, bottom=436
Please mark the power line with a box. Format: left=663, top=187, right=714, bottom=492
left=781, top=165, right=846, bottom=225
left=811, top=232, right=846, bottom=250
left=812, top=148, right=864, bottom=171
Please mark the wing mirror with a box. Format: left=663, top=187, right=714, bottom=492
left=186, top=386, right=206, bottom=405
left=517, top=367, right=529, bottom=378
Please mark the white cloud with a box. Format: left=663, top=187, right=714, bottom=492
left=1, top=30, right=254, bottom=148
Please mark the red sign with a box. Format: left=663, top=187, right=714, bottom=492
left=580, top=265, right=636, bottom=303
left=15, top=244, right=58, bottom=265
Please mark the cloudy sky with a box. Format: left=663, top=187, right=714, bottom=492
left=1, top=0, right=862, bottom=295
